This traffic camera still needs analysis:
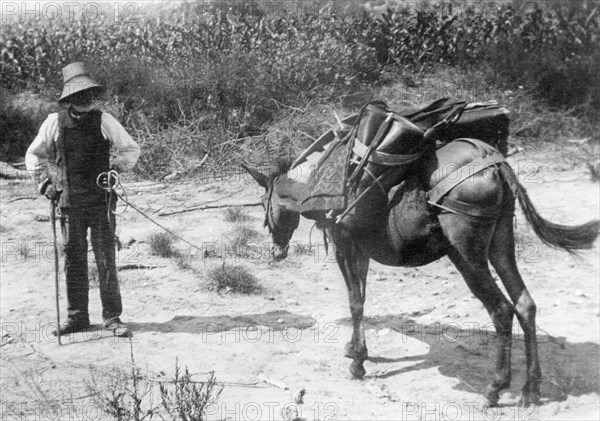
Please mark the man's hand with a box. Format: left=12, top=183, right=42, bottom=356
left=38, top=178, right=62, bottom=200
left=44, top=184, right=62, bottom=201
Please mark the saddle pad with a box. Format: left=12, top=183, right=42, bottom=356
left=300, top=135, right=354, bottom=214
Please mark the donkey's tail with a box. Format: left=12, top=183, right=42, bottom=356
left=499, top=163, right=599, bottom=254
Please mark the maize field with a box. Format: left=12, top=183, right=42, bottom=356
left=1, top=0, right=598, bottom=167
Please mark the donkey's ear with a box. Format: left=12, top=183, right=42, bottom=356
left=241, top=164, right=269, bottom=189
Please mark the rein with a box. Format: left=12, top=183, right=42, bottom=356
left=96, top=171, right=208, bottom=255
left=264, top=179, right=276, bottom=234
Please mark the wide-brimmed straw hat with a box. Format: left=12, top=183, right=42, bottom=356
left=58, top=62, right=104, bottom=103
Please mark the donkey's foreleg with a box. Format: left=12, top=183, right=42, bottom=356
left=333, top=230, right=370, bottom=378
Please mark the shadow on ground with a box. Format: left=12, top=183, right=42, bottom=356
left=130, top=310, right=316, bottom=334
left=337, top=313, right=599, bottom=404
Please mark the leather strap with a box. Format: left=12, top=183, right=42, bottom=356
left=352, top=140, right=423, bottom=166
left=428, top=151, right=506, bottom=203
left=430, top=195, right=505, bottom=219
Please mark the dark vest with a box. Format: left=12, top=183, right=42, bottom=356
left=55, top=109, right=110, bottom=208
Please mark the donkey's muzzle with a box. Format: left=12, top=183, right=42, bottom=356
left=271, top=244, right=288, bottom=261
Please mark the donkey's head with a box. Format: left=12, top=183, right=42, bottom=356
left=242, top=163, right=300, bottom=261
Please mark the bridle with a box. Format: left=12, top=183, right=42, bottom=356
left=262, top=175, right=298, bottom=257
left=262, top=177, right=276, bottom=235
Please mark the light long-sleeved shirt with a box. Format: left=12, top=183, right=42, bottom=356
left=25, top=111, right=141, bottom=181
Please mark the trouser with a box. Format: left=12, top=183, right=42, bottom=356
left=60, top=202, right=121, bottom=324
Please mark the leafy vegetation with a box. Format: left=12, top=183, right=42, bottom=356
left=1, top=0, right=597, bottom=173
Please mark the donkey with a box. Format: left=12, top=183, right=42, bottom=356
left=242, top=137, right=599, bottom=407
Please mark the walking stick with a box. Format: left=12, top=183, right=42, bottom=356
left=50, top=200, right=62, bottom=345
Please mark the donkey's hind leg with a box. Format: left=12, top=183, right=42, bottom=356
left=440, top=213, right=515, bottom=406
left=489, top=215, right=541, bottom=407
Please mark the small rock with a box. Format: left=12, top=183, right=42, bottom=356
left=277, top=318, right=284, bottom=324
left=432, top=292, right=439, bottom=296
left=285, top=299, right=299, bottom=306
left=265, top=296, right=275, bottom=301
left=294, top=388, right=306, bottom=405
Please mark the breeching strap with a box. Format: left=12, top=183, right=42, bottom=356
left=428, top=151, right=506, bottom=204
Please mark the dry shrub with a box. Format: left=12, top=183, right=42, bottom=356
left=205, top=264, right=262, bottom=294
left=223, top=206, right=249, bottom=223
left=227, top=224, right=260, bottom=255
left=159, top=361, right=223, bottom=421
left=175, top=251, right=193, bottom=270
left=85, top=365, right=158, bottom=421
left=149, top=232, right=177, bottom=258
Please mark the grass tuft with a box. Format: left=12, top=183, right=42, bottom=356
left=227, top=224, right=260, bottom=255
left=175, top=251, right=193, bottom=270
left=89, top=265, right=99, bottom=287
left=205, top=264, right=262, bottom=294
left=149, top=232, right=177, bottom=258
left=223, top=206, right=250, bottom=223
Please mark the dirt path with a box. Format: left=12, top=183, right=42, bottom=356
left=1, top=149, right=598, bottom=420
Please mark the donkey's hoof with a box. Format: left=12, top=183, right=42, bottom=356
left=484, top=387, right=500, bottom=407
left=344, top=342, right=355, bottom=359
left=519, top=392, right=541, bottom=408
left=349, top=361, right=366, bottom=379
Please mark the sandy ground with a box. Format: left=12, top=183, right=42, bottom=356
left=1, top=147, right=598, bottom=421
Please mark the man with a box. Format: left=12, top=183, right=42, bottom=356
left=26, top=62, right=140, bottom=337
